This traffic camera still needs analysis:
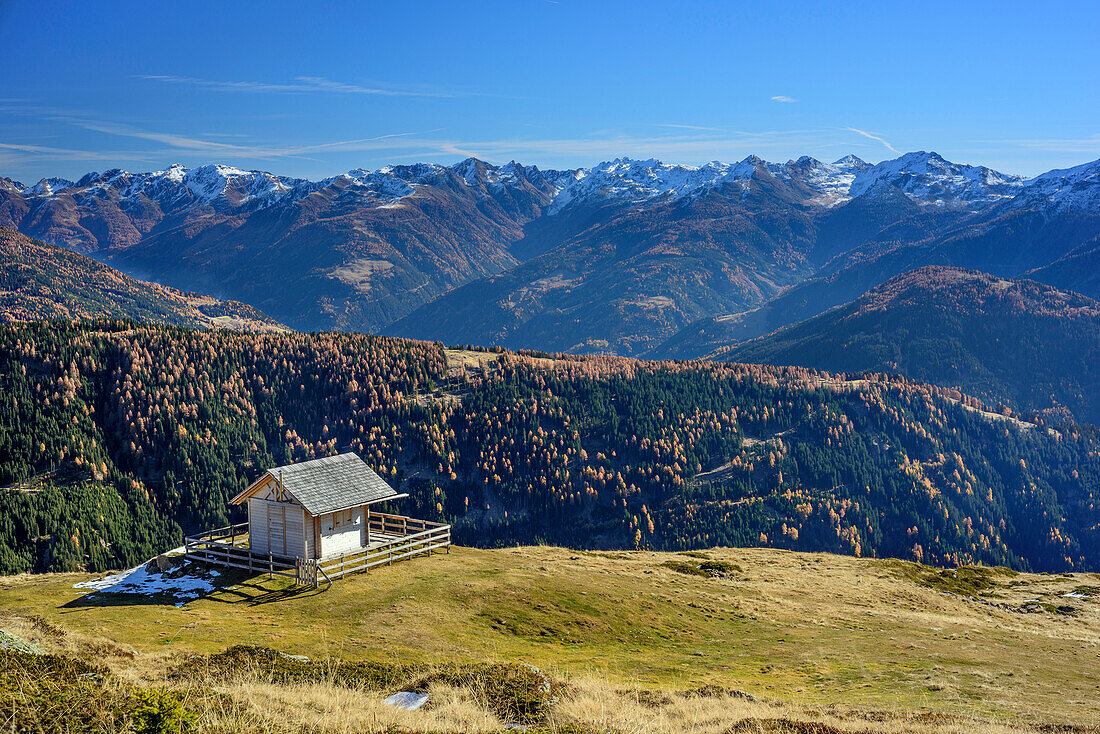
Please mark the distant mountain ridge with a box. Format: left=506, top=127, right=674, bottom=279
left=706, top=266, right=1100, bottom=423
left=2, top=150, right=1031, bottom=217
left=2, top=151, right=1098, bottom=354
left=387, top=153, right=1098, bottom=355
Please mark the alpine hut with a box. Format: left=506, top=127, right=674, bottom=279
left=229, top=452, right=407, bottom=560
left=185, top=452, right=450, bottom=585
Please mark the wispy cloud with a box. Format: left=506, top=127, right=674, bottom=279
left=71, top=120, right=247, bottom=152
left=0, top=99, right=912, bottom=178
left=0, top=141, right=152, bottom=162
left=426, top=129, right=837, bottom=163
left=3, top=103, right=448, bottom=161
left=139, top=74, right=463, bottom=99
left=655, top=123, right=725, bottom=132
left=845, top=126, right=899, bottom=154
left=771, top=95, right=797, bottom=103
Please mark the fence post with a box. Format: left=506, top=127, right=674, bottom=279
left=268, top=552, right=273, bottom=580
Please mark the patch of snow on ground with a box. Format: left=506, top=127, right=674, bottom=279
left=73, top=550, right=218, bottom=604
left=1064, top=591, right=1092, bottom=599
left=383, top=691, right=429, bottom=710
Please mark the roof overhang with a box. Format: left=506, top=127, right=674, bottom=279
left=316, top=493, right=409, bottom=516
left=229, top=471, right=274, bottom=506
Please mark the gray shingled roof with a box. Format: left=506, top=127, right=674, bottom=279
left=264, top=452, right=400, bottom=516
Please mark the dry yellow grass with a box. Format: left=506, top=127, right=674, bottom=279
left=210, top=679, right=505, bottom=733
left=3, top=545, right=1099, bottom=732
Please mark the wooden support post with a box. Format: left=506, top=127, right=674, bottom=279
left=268, top=551, right=273, bottom=580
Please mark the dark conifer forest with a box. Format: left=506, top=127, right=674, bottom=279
left=1, top=320, right=1097, bottom=575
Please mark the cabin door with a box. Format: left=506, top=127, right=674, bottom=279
left=265, top=504, right=305, bottom=558
left=267, top=505, right=287, bottom=556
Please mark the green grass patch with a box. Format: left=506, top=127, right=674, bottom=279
left=890, top=561, right=1017, bottom=597
left=664, top=559, right=742, bottom=578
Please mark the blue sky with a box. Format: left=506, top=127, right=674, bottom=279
left=2, top=1, right=1098, bottom=182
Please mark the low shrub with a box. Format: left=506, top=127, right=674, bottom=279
left=663, top=559, right=742, bottom=578
left=170, top=644, right=410, bottom=690
left=131, top=688, right=197, bottom=734
left=683, top=684, right=757, bottom=701
left=408, top=662, right=553, bottom=725
left=172, top=646, right=556, bottom=724
left=891, top=561, right=1017, bottom=596
left=0, top=650, right=131, bottom=733
left=728, top=718, right=846, bottom=733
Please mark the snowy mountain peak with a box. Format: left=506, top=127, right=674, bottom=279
left=0, top=178, right=26, bottom=194
left=832, top=154, right=870, bottom=171
left=547, top=157, right=746, bottom=214
left=338, top=168, right=416, bottom=201
left=178, top=164, right=270, bottom=204
left=846, top=151, right=1026, bottom=209
left=29, top=178, right=75, bottom=196
left=1009, top=158, right=1100, bottom=213
left=778, top=157, right=860, bottom=206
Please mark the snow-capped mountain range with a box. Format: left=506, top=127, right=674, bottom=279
left=3, top=149, right=1099, bottom=363
left=7, top=151, right=1095, bottom=216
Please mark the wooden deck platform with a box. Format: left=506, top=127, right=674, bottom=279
left=184, top=512, right=450, bottom=588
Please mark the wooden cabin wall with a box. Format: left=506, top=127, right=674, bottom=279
left=305, top=514, right=318, bottom=559
left=248, top=497, right=306, bottom=558
left=247, top=499, right=267, bottom=554
left=318, top=506, right=365, bottom=558
left=284, top=507, right=305, bottom=557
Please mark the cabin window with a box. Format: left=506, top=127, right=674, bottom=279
left=329, top=509, right=358, bottom=531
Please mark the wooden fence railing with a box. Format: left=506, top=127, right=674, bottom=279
left=319, top=515, right=451, bottom=581
left=184, top=522, right=300, bottom=580
left=184, top=515, right=450, bottom=588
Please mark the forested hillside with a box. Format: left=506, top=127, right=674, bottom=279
left=705, top=267, right=1100, bottom=423
left=0, top=228, right=284, bottom=331
left=1, top=320, right=1098, bottom=575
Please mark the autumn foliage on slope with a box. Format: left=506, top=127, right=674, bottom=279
left=0, top=320, right=1097, bottom=574
left=0, top=227, right=283, bottom=331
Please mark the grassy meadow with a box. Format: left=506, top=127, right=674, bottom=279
left=2, top=545, right=1098, bottom=733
